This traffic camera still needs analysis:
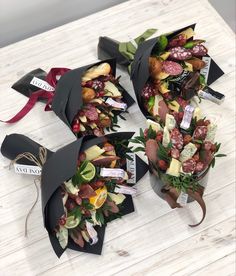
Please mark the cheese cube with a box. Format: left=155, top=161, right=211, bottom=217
left=146, top=119, right=163, bottom=132
left=85, top=145, right=105, bottom=161
left=205, top=123, right=217, bottom=142
left=166, top=158, right=181, bottom=177
left=165, top=114, right=176, bottom=130
left=179, top=143, right=197, bottom=162
left=162, top=126, right=170, bottom=147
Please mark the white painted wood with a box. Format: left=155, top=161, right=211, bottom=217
left=0, top=0, right=235, bottom=275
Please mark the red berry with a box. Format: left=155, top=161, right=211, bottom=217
left=158, top=160, right=168, bottom=170
left=72, top=123, right=80, bottom=133
left=156, top=131, right=163, bottom=142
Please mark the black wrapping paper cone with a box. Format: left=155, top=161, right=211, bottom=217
left=52, top=58, right=135, bottom=128
left=12, top=69, right=48, bottom=102
left=1, top=132, right=148, bottom=257
left=98, top=37, right=130, bottom=66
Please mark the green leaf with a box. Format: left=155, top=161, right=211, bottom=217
left=133, top=147, right=145, bottom=152
left=135, top=28, right=157, bottom=45
left=215, top=154, right=227, bottom=157
left=158, top=35, right=168, bottom=52
left=211, top=157, right=216, bottom=168
left=199, top=74, right=206, bottom=86
left=140, top=128, right=144, bottom=138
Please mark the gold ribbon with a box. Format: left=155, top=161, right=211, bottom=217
left=9, top=147, right=47, bottom=236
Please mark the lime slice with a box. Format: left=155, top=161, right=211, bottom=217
left=80, top=162, right=96, bottom=182
left=65, top=216, right=80, bottom=229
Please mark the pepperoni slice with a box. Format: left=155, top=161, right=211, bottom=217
left=171, top=148, right=180, bottom=159
left=195, top=162, right=205, bottom=173
left=170, top=128, right=184, bottom=150
left=84, top=104, right=98, bottom=121
left=162, top=61, right=183, bottom=76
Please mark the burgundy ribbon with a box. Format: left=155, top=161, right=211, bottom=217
left=1, top=68, right=69, bottom=124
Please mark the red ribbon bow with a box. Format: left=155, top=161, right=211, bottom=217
left=1, top=68, right=69, bottom=124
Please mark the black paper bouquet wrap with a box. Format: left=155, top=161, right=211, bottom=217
left=1, top=132, right=148, bottom=257
left=98, top=24, right=225, bottom=123
left=1, top=59, right=135, bottom=137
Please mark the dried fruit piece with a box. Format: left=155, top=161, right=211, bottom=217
left=185, top=58, right=206, bottom=70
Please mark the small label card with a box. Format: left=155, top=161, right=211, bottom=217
left=14, top=164, right=41, bottom=175
left=126, top=152, right=136, bottom=184
left=200, top=56, right=211, bottom=83
left=86, top=221, right=98, bottom=245
left=177, top=191, right=188, bottom=206
left=105, top=98, right=127, bottom=111
left=100, top=168, right=126, bottom=179
left=114, top=185, right=137, bottom=195
left=30, top=77, right=55, bottom=92
left=180, top=105, right=195, bottom=130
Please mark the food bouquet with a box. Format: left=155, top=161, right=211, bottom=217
left=98, top=24, right=225, bottom=122
left=1, top=132, right=148, bottom=257
left=130, top=111, right=226, bottom=226
left=2, top=59, right=135, bottom=137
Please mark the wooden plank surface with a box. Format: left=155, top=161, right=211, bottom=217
left=0, top=0, right=235, bottom=275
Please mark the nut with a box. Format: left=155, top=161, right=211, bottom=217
left=82, top=87, right=96, bottom=103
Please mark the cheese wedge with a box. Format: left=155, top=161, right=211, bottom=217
left=166, top=158, right=181, bottom=177
left=162, top=126, right=170, bottom=147
left=179, top=143, right=197, bottom=162
left=104, top=81, right=121, bottom=97
left=165, top=114, right=176, bottom=130
left=85, top=145, right=105, bottom=161
left=193, top=107, right=202, bottom=121
left=159, top=82, right=170, bottom=94
left=108, top=192, right=126, bottom=205
left=184, top=61, right=193, bottom=72
left=153, top=94, right=163, bottom=116
left=146, top=119, right=163, bottom=132
left=205, top=123, right=217, bottom=142
left=167, top=100, right=180, bottom=112
left=178, top=27, right=195, bottom=40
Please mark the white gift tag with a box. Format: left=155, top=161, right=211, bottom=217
left=85, top=221, right=98, bottom=245
left=200, top=56, right=211, bottom=83
left=105, top=98, right=127, bottom=111
left=114, top=185, right=137, bottom=195
left=180, top=105, right=195, bottom=130
left=100, top=168, right=125, bottom=179
left=177, top=191, right=188, bottom=206
left=126, top=153, right=136, bottom=184
left=30, top=76, right=55, bottom=92
left=14, top=164, right=41, bottom=175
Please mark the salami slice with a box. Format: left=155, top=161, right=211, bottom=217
left=182, top=158, right=196, bottom=173
left=195, top=161, right=205, bottom=173
left=162, top=61, right=183, bottom=76
left=171, top=148, right=180, bottom=159
left=170, top=128, right=184, bottom=150
left=193, top=126, right=208, bottom=140
left=84, top=104, right=98, bottom=121
left=203, top=141, right=213, bottom=151
left=169, top=47, right=192, bottom=60
left=191, top=44, right=208, bottom=57
left=167, top=34, right=187, bottom=48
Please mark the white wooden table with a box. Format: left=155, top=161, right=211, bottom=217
left=0, top=0, right=235, bottom=275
